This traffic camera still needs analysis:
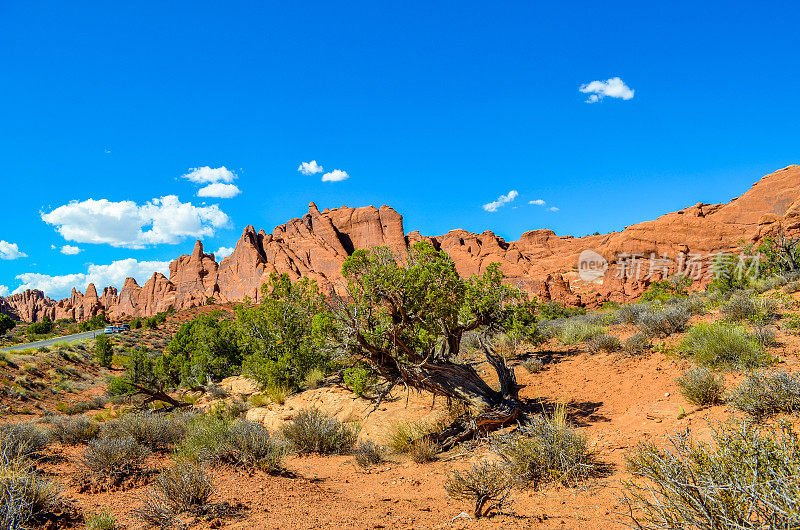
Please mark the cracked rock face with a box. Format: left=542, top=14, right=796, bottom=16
left=4, top=165, right=800, bottom=322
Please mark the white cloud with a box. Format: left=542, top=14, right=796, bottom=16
left=579, top=77, right=634, bottom=103
left=0, top=241, right=27, bottom=260
left=181, top=166, right=237, bottom=184
left=197, top=183, right=241, bottom=199
left=550, top=206, right=560, bottom=212
left=298, top=160, right=324, bottom=175
left=482, top=190, right=519, bottom=212
left=41, top=195, right=230, bottom=249
left=60, top=245, right=82, bottom=255
left=321, top=169, right=349, bottom=183
left=13, top=258, right=171, bottom=299
left=0, top=285, right=9, bottom=297
left=215, top=246, right=235, bottom=259
left=529, top=199, right=546, bottom=206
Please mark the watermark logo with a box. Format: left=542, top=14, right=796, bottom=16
left=578, top=249, right=608, bottom=282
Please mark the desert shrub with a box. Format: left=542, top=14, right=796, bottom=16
left=85, top=509, right=115, bottom=530
left=623, top=421, right=800, bottom=529
left=50, top=415, right=100, bottom=445
left=265, top=382, right=288, bottom=405
left=409, top=437, right=439, bottom=463
left=56, top=395, right=108, bottom=416
left=784, top=281, right=800, bottom=294
left=0, top=423, right=51, bottom=462
left=722, top=293, right=778, bottom=323
left=303, top=366, right=326, bottom=390
left=386, top=421, right=436, bottom=454
left=444, top=460, right=513, bottom=518
left=115, top=413, right=188, bottom=451
left=281, top=408, right=357, bottom=455
left=94, top=334, right=113, bottom=368
left=680, top=322, right=771, bottom=369
left=617, top=303, right=651, bottom=325
left=494, top=405, right=594, bottom=489
left=753, top=325, right=778, bottom=347
left=542, top=317, right=603, bottom=345
left=521, top=357, right=544, bottom=373
left=343, top=362, right=378, bottom=398
left=730, top=370, right=800, bottom=420
left=79, top=436, right=150, bottom=488
left=588, top=334, right=621, bottom=353
left=623, top=333, right=651, bottom=356
left=219, top=420, right=287, bottom=472
left=537, top=301, right=585, bottom=320
left=134, top=461, right=213, bottom=528
left=177, top=417, right=286, bottom=472
left=0, top=459, right=62, bottom=530
left=175, top=416, right=230, bottom=464
left=639, top=276, right=692, bottom=303
left=636, top=305, right=691, bottom=338
left=675, top=367, right=725, bottom=407
left=354, top=440, right=386, bottom=468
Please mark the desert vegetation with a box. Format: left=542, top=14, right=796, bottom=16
left=3, top=234, right=800, bottom=527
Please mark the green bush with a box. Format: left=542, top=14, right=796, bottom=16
left=281, top=408, right=357, bottom=455
left=722, top=293, right=778, bottom=324
left=0, top=314, right=16, bottom=335
left=343, top=362, right=377, bottom=398
left=218, top=419, right=287, bottom=472
left=680, top=322, right=771, bottom=370
left=445, top=460, right=513, bottom=519
left=623, top=421, right=800, bottom=528
left=675, top=367, right=725, bottom=407
left=636, top=305, right=691, bottom=338
left=730, top=370, right=800, bottom=420
left=494, top=406, right=595, bottom=489
left=27, top=315, right=54, bottom=335
left=94, top=334, right=113, bottom=368
left=542, top=317, right=603, bottom=345
left=639, top=276, right=692, bottom=303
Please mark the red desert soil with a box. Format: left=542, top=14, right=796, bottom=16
left=26, top=319, right=794, bottom=529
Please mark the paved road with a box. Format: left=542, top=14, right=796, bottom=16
left=0, top=330, right=104, bottom=353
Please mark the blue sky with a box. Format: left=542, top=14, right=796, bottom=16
left=1, top=1, right=799, bottom=299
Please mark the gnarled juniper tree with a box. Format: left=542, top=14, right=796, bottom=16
left=331, top=241, right=531, bottom=450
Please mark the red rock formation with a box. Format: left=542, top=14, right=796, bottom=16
left=2, top=165, right=800, bottom=321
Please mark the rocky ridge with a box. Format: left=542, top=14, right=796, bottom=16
left=3, top=165, right=800, bottom=322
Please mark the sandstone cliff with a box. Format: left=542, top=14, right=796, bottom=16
left=3, top=165, right=800, bottom=322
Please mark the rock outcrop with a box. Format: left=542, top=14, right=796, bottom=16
left=3, top=165, right=800, bottom=321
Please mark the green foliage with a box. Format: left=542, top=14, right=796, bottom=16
left=639, top=276, right=692, bottom=303
left=342, top=362, right=377, bottom=397
left=636, top=305, right=691, bottom=338
left=281, top=408, right=358, bottom=455
left=680, top=322, right=771, bottom=370
left=85, top=509, right=115, bottom=530
left=238, top=273, right=332, bottom=391
left=730, top=371, right=800, bottom=420
left=623, top=421, right=800, bottom=529
left=721, top=293, right=779, bottom=324
left=94, top=334, right=113, bottom=368
left=675, top=367, right=725, bottom=407
left=537, top=301, right=586, bottom=320
left=545, top=317, right=604, bottom=345
left=386, top=421, right=436, bottom=454
left=707, top=252, right=760, bottom=294
left=159, top=311, right=241, bottom=387
left=78, top=314, right=108, bottom=332
left=0, top=314, right=16, bottom=335
left=27, top=315, right=54, bottom=335
left=125, top=347, right=156, bottom=386
left=114, top=413, right=188, bottom=451
left=588, top=334, right=621, bottom=353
